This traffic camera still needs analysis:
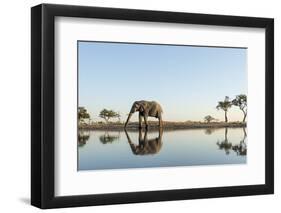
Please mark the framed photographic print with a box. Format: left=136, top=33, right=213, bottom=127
left=31, top=3, right=274, bottom=209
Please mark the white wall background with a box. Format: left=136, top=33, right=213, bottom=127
left=0, top=0, right=279, bottom=212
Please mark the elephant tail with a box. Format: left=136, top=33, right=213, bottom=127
left=154, top=101, right=162, bottom=112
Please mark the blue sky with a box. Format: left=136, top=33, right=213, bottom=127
left=78, top=41, right=247, bottom=122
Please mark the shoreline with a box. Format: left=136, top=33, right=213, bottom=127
left=79, top=121, right=246, bottom=131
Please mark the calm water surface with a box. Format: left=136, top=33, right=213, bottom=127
left=78, top=128, right=247, bottom=171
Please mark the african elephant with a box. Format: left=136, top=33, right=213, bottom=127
left=125, top=128, right=163, bottom=155
left=124, top=100, right=163, bottom=129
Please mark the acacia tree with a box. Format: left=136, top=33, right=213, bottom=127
left=99, top=109, right=120, bottom=123
left=216, top=96, right=232, bottom=123
left=116, top=111, right=121, bottom=123
left=204, top=115, right=216, bottom=123
left=78, top=107, right=90, bottom=123
left=232, top=94, right=247, bottom=122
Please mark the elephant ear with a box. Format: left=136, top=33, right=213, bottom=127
left=137, top=105, right=143, bottom=112
left=138, top=102, right=147, bottom=113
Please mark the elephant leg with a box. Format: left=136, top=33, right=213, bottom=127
left=158, top=114, right=163, bottom=128
left=144, top=128, right=148, bottom=145
left=138, top=128, right=143, bottom=141
left=144, top=115, right=148, bottom=129
left=138, top=113, right=142, bottom=129
left=158, top=126, right=163, bottom=139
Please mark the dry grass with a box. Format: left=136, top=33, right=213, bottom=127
left=79, top=121, right=246, bottom=131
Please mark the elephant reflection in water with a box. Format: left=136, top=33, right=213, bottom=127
left=217, top=128, right=247, bottom=155
left=78, top=131, right=90, bottom=147
left=125, top=128, right=163, bottom=155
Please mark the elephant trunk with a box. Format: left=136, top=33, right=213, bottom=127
left=124, top=113, right=133, bottom=128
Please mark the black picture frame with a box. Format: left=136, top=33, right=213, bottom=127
left=31, top=3, right=274, bottom=209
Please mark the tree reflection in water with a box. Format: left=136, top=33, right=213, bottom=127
left=99, top=132, right=120, bottom=144
left=216, top=128, right=232, bottom=155
left=232, top=128, right=247, bottom=156
left=204, top=128, right=216, bottom=135
left=216, top=127, right=247, bottom=156
left=125, top=128, right=163, bottom=155
left=78, top=131, right=90, bottom=147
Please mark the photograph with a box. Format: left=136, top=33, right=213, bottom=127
left=30, top=3, right=274, bottom=209
left=77, top=41, right=248, bottom=171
